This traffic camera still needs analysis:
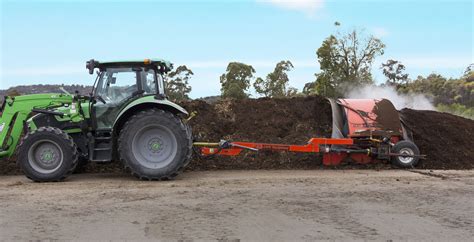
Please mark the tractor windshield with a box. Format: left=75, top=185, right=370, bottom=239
left=95, top=67, right=160, bottom=103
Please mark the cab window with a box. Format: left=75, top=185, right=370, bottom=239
left=96, top=68, right=137, bottom=103
left=140, top=69, right=157, bottom=94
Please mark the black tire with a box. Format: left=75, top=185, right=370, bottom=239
left=118, top=109, right=192, bottom=180
left=17, top=127, right=78, bottom=182
left=391, top=140, right=420, bottom=168
left=182, top=122, right=194, bottom=168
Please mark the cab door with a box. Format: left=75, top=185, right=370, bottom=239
left=93, top=68, right=140, bottom=130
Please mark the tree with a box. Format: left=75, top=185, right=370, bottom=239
left=404, top=73, right=473, bottom=107
left=314, top=74, right=339, bottom=97
left=302, top=82, right=316, bottom=95
left=464, top=63, right=474, bottom=82
left=165, top=65, right=193, bottom=101
left=302, top=77, right=339, bottom=97
left=220, top=62, right=255, bottom=99
left=286, top=87, right=299, bottom=97
left=306, top=25, right=385, bottom=97
left=381, top=59, right=409, bottom=86
left=253, top=60, right=294, bottom=98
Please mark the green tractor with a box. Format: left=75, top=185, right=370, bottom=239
left=0, top=59, right=193, bottom=181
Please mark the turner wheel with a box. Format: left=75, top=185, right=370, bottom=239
left=391, top=140, right=420, bottom=168
left=118, top=109, right=192, bottom=180
left=17, top=127, right=78, bottom=182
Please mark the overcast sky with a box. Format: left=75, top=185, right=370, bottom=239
left=1, top=0, right=472, bottom=98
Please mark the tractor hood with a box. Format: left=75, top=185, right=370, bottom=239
left=5, top=93, right=73, bottom=103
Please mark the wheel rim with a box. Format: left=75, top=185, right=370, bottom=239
left=131, top=124, right=178, bottom=169
left=398, top=147, right=415, bottom=164
left=28, top=139, right=64, bottom=174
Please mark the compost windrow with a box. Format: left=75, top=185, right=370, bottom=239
left=400, top=109, right=474, bottom=169
left=181, top=96, right=333, bottom=170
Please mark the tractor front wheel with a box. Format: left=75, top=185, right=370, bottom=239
left=391, top=140, right=420, bottom=168
left=17, top=127, right=78, bottom=182
left=118, top=109, right=192, bottom=180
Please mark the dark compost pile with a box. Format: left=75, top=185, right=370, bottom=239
left=400, top=109, right=474, bottom=169
left=181, top=96, right=333, bottom=170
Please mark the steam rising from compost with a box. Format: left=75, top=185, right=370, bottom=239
left=346, top=85, right=435, bottom=110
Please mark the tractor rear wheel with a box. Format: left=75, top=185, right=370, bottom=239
left=391, top=140, right=420, bottom=168
left=17, top=127, right=78, bottom=182
left=118, top=109, right=192, bottom=180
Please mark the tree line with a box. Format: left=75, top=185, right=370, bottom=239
left=166, top=22, right=472, bottom=118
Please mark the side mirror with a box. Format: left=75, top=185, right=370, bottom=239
left=86, top=59, right=98, bottom=75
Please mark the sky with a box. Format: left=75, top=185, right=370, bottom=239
left=1, top=0, right=472, bottom=98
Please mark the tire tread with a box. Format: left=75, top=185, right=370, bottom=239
left=118, top=109, right=192, bottom=180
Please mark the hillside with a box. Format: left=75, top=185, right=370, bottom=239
left=0, top=84, right=92, bottom=102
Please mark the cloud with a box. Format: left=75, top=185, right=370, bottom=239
left=372, top=27, right=389, bottom=38
left=259, top=0, right=324, bottom=16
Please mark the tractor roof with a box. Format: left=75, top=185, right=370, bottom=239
left=100, top=58, right=172, bottom=68
left=86, top=58, right=173, bottom=74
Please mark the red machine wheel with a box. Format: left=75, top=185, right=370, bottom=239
left=391, top=140, right=420, bottom=168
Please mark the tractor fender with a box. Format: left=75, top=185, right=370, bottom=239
left=113, top=97, right=188, bottom=133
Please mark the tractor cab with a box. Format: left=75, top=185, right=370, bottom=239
left=86, top=59, right=172, bottom=129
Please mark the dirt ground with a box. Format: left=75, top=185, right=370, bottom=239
left=1, top=170, right=473, bottom=240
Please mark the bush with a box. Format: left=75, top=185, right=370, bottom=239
left=436, top=103, right=474, bottom=120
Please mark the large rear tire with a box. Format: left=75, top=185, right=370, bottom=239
left=391, top=140, right=420, bottom=168
left=118, top=109, right=192, bottom=180
left=17, top=127, right=78, bottom=182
